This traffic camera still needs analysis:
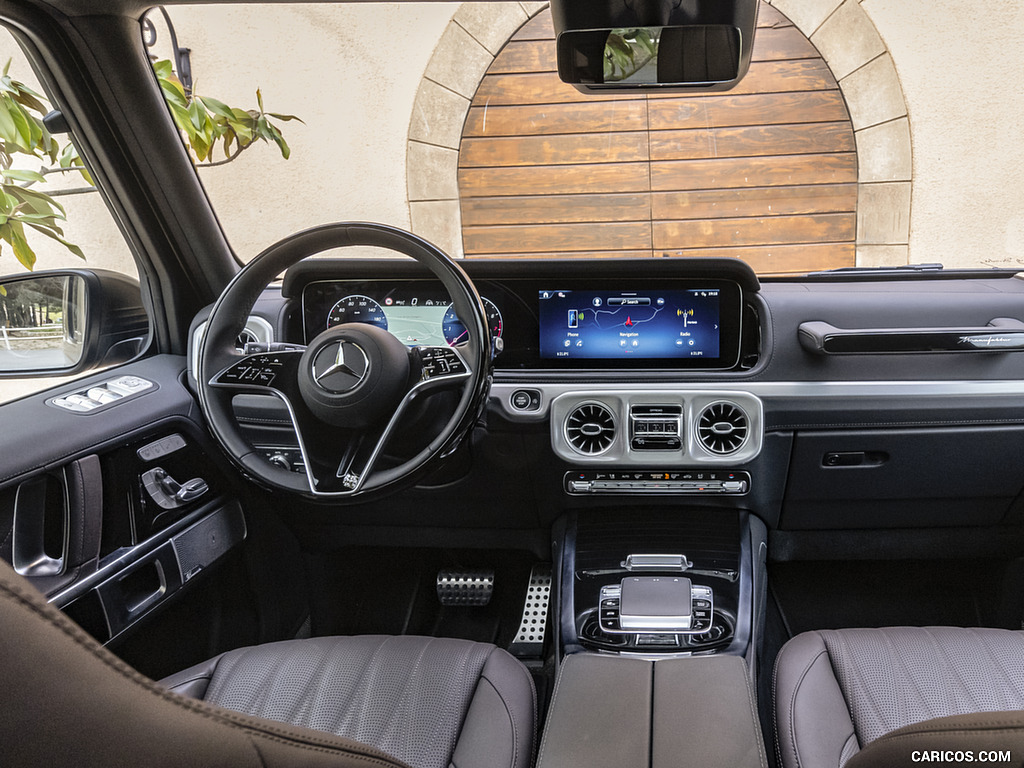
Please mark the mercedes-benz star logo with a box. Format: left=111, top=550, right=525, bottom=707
left=312, top=341, right=369, bottom=393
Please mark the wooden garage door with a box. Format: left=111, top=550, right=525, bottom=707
left=457, top=3, right=857, bottom=274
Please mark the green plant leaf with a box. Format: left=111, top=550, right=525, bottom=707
left=198, top=95, right=233, bottom=120
left=0, top=99, right=20, bottom=145
left=1, top=168, right=45, bottom=183
left=6, top=184, right=67, bottom=216
left=266, top=122, right=290, bottom=159
left=7, top=220, right=37, bottom=270
left=22, top=219, right=84, bottom=260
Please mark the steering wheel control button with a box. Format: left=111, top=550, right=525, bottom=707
left=510, top=389, right=541, bottom=411
left=218, top=355, right=289, bottom=387
left=419, top=347, right=467, bottom=379
left=312, top=340, right=369, bottom=393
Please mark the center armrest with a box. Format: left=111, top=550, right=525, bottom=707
left=537, top=653, right=767, bottom=768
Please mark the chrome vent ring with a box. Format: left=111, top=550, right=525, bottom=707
left=697, top=401, right=749, bottom=455
left=565, top=402, right=616, bottom=455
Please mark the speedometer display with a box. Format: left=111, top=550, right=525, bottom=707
left=442, top=298, right=503, bottom=346
left=326, top=295, right=388, bottom=331
left=312, top=284, right=503, bottom=351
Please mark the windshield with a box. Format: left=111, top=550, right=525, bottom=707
left=105, top=3, right=1024, bottom=275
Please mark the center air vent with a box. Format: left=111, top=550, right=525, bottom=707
left=565, top=403, right=616, bottom=455
left=697, top=402, right=749, bottom=455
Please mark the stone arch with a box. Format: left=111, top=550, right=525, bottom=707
left=407, top=0, right=911, bottom=268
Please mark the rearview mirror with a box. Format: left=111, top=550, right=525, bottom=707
left=0, top=270, right=148, bottom=377
left=557, top=25, right=741, bottom=89
left=551, top=0, right=758, bottom=93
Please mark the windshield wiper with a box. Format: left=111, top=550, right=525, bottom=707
left=805, top=262, right=944, bottom=277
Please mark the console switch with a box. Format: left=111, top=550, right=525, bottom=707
left=598, top=578, right=714, bottom=635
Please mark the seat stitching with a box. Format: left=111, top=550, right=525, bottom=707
left=784, top=644, right=830, bottom=768
left=534, top=656, right=570, bottom=768
left=248, top=733, right=271, bottom=768
left=838, top=732, right=859, bottom=768
left=829, top=630, right=892, bottom=744
left=165, top=672, right=215, bottom=692
left=479, top=673, right=519, bottom=768
left=773, top=645, right=785, bottom=768
left=0, top=580, right=405, bottom=766
left=920, top=628, right=963, bottom=721
left=395, top=637, right=439, bottom=748
left=892, top=629, right=952, bottom=730
left=741, top=660, right=769, bottom=768
left=965, top=628, right=1024, bottom=711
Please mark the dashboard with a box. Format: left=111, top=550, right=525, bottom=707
left=215, top=256, right=1024, bottom=532
left=291, top=263, right=749, bottom=371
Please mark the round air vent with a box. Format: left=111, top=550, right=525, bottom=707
left=697, top=402, right=749, bottom=455
left=565, top=402, right=616, bottom=455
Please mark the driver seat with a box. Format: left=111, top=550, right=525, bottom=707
left=0, top=557, right=535, bottom=768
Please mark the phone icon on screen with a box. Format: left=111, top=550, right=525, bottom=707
left=568, top=309, right=578, bottom=328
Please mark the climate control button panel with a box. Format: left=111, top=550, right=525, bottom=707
left=565, top=469, right=749, bottom=495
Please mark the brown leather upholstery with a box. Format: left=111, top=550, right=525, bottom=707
left=162, top=635, right=537, bottom=768
left=0, top=557, right=532, bottom=768
left=847, top=710, right=1024, bottom=768
left=774, top=627, right=1024, bottom=768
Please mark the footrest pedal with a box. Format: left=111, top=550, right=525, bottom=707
left=509, top=564, right=552, bottom=657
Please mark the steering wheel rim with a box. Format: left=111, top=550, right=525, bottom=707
left=196, top=222, right=490, bottom=502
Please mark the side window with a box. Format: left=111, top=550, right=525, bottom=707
left=0, top=26, right=143, bottom=404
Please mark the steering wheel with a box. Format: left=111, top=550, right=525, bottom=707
left=196, top=222, right=491, bottom=501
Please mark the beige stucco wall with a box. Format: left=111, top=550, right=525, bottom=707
left=861, top=0, right=1024, bottom=270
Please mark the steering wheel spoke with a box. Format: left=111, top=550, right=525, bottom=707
left=210, top=348, right=305, bottom=394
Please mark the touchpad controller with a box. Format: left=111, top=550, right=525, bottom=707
left=600, top=576, right=714, bottom=634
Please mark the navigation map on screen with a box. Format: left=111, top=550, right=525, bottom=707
left=538, top=288, right=721, bottom=360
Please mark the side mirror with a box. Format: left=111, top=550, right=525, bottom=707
left=0, top=269, right=149, bottom=377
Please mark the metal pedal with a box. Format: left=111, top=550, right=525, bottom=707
left=436, top=569, right=494, bottom=606
left=510, top=564, right=552, bottom=657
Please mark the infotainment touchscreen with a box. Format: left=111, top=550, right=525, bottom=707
left=538, top=287, right=735, bottom=365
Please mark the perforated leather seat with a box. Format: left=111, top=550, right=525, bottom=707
left=0, top=557, right=535, bottom=768
left=162, top=634, right=536, bottom=768
left=774, top=627, right=1024, bottom=768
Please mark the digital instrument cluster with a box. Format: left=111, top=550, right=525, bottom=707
left=302, top=282, right=502, bottom=348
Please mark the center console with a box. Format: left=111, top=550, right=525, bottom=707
left=541, top=508, right=770, bottom=768
left=558, top=508, right=764, bottom=659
